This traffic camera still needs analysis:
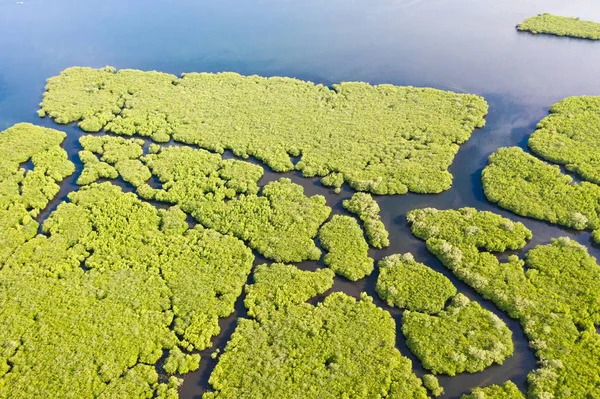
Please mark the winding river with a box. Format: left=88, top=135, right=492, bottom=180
left=1, top=0, right=600, bottom=397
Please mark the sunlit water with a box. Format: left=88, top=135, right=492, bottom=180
left=1, top=0, right=600, bottom=397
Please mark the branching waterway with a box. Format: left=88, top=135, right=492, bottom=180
left=2, top=0, right=600, bottom=398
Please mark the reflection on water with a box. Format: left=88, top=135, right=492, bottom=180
left=2, top=0, right=600, bottom=397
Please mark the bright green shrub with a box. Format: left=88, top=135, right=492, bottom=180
left=408, top=208, right=600, bottom=398
left=142, top=145, right=263, bottom=199
left=0, top=123, right=74, bottom=263
left=376, top=253, right=456, bottom=313
left=407, top=207, right=532, bottom=252
left=78, top=135, right=149, bottom=186
left=77, top=150, right=118, bottom=185
left=422, top=374, right=444, bottom=397
left=79, top=135, right=144, bottom=163
left=0, top=182, right=254, bottom=398
left=517, top=13, right=600, bottom=40
left=528, top=96, right=600, bottom=184
left=115, top=159, right=152, bottom=187
left=461, top=381, right=525, bottom=399
left=141, top=146, right=330, bottom=262
left=482, top=147, right=600, bottom=241
left=203, top=293, right=428, bottom=399
left=198, top=178, right=330, bottom=262
left=244, top=263, right=334, bottom=320
left=342, top=192, right=390, bottom=248
left=163, top=347, right=201, bottom=374
left=40, top=66, right=488, bottom=194
left=402, top=294, right=514, bottom=376
left=318, top=215, right=374, bottom=280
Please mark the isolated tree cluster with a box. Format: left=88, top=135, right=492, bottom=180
left=483, top=147, right=600, bottom=242
left=376, top=253, right=456, bottom=314
left=318, top=215, right=374, bottom=281
left=461, top=381, right=525, bottom=399
left=403, top=294, right=514, bottom=376
left=342, top=192, right=390, bottom=248
left=517, top=13, right=600, bottom=40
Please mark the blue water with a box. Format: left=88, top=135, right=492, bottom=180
left=2, top=0, right=600, bottom=397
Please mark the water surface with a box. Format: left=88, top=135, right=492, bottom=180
left=1, top=0, right=600, bottom=397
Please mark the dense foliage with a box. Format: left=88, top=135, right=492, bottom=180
left=78, top=135, right=147, bottom=185
left=461, top=381, right=525, bottom=399
left=244, top=263, right=334, bottom=320
left=528, top=96, right=600, bottom=184
left=318, top=215, right=374, bottom=281
left=0, top=123, right=74, bottom=263
left=342, top=192, right=390, bottom=248
left=194, top=178, right=330, bottom=263
left=408, top=208, right=600, bottom=398
left=0, top=182, right=254, bottom=398
left=517, top=13, right=600, bottom=40
left=204, top=293, right=428, bottom=399
left=78, top=143, right=331, bottom=262
left=402, top=294, right=514, bottom=376
left=40, top=66, right=488, bottom=194
left=482, top=147, right=600, bottom=242
left=143, top=147, right=329, bottom=262
left=140, top=145, right=263, bottom=200
left=376, top=253, right=456, bottom=313
left=422, top=374, right=444, bottom=397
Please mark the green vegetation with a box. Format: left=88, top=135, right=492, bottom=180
left=407, top=207, right=533, bottom=253
left=0, top=123, right=74, bottom=263
left=408, top=208, right=600, bottom=398
left=528, top=96, right=600, bottom=184
left=143, top=147, right=328, bottom=262
left=192, top=178, right=330, bottom=263
left=482, top=147, right=600, bottom=242
left=318, top=215, right=374, bottom=280
left=461, top=381, right=525, bottom=399
left=422, top=374, right=444, bottom=397
left=40, top=66, right=488, bottom=194
left=142, top=145, right=263, bottom=199
left=376, top=253, right=456, bottom=313
left=402, top=294, right=514, bottom=376
left=342, top=192, right=390, bottom=248
left=244, top=263, right=334, bottom=320
left=77, top=143, right=331, bottom=262
left=517, top=13, right=600, bottom=40
left=78, top=135, right=147, bottom=185
left=0, top=182, right=253, bottom=398
left=204, top=292, right=428, bottom=399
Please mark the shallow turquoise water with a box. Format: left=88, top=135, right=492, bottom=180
left=1, top=0, right=600, bottom=397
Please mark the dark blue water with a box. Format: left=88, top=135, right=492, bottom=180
left=2, top=0, right=600, bottom=397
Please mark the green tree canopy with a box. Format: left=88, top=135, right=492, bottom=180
left=482, top=147, right=600, bottom=242
left=0, top=123, right=74, bottom=263
left=40, top=66, right=488, bottom=194
left=204, top=293, right=428, bottom=399
left=0, top=182, right=254, bottom=398
left=376, top=253, right=456, bottom=314
left=517, top=13, right=600, bottom=40
left=342, top=192, right=390, bottom=248
left=408, top=207, right=600, bottom=398
left=318, top=215, right=374, bottom=281
left=244, top=263, right=334, bottom=320
left=402, top=294, right=514, bottom=376
left=528, top=96, right=600, bottom=184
